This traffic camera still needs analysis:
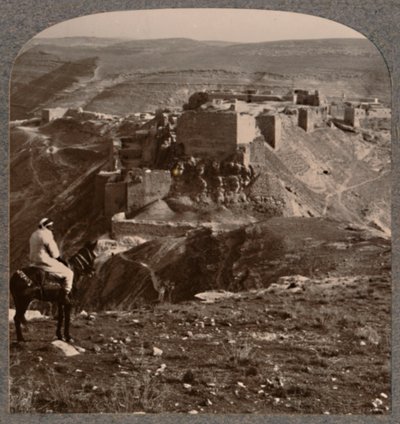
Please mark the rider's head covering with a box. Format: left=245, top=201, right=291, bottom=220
left=39, top=217, right=54, bottom=229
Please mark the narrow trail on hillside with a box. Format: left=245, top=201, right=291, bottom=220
left=322, top=172, right=390, bottom=217
left=19, top=126, right=48, bottom=194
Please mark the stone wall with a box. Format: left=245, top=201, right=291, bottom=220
left=295, top=90, right=326, bottom=107
left=256, top=114, right=282, bottom=149
left=250, top=138, right=268, bottom=164
left=104, top=181, right=127, bottom=218
left=344, top=106, right=366, bottom=127
left=237, top=113, right=258, bottom=145
left=368, top=107, right=391, bottom=118
left=177, top=111, right=238, bottom=161
left=127, top=169, right=172, bottom=215
left=41, top=108, right=68, bottom=124
left=298, top=107, right=327, bottom=132
left=208, top=92, right=283, bottom=103
left=298, top=108, right=313, bottom=132
left=94, top=173, right=110, bottom=212
left=112, top=218, right=195, bottom=239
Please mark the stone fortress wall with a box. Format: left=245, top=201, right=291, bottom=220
left=81, top=87, right=391, bottom=237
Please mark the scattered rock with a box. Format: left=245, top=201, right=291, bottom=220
left=153, top=347, right=163, bottom=356
left=156, top=364, right=167, bottom=374
left=372, top=398, right=383, bottom=408
left=93, top=344, right=101, bottom=353
left=52, top=340, right=80, bottom=357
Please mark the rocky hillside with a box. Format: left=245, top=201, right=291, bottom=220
left=80, top=217, right=390, bottom=309
left=11, top=37, right=390, bottom=119
left=9, top=119, right=111, bottom=272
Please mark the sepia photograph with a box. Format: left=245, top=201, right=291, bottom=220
left=8, top=7, right=391, bottom=415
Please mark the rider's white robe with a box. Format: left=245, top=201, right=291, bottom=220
left=29, top=228, right=73, bottom=292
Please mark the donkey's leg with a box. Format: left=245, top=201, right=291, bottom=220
left=64, top=304, right=73, bottom=343
left=56, top=303, right=64, bottom=340
left=14, top=298, right=30, bottom=342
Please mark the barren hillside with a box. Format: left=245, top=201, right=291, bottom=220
left=11, top=37, right=390, bottom=119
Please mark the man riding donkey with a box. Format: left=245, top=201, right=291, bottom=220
left=29, top=217, right=73, bottom=305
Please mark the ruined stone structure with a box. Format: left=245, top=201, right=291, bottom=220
left=295, top=90, right=327, bottom=107
left=119, top=130, right=157, bottom=169
left=111, top=214, right=196, bottom=240
left=176, top=110, right=259, bottom=161
left=344, top=106, right=367, bottom=127
left=96, top=168, right=172, bottom=220
left=104, top=180, right=127, bottom=218
left=41, top=108, right=68, bottom=124
left=126, top=169, right=172, bottom=216
left=256, top=114, right=282, bottom=149
left=367, top=106, right=391, bottom=118
left=298, top=107, right=328, bottom=132
left=208, top=90, right=283, bottom=103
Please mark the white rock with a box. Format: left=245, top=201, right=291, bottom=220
left=153, top=347, right=163, bottom=356
left=183, top=383, right=192, bottom=389
left=372, top=398, right=383, bottom=408
left=188, top=410, right=198, bottom=414
left=52, top=340, right=80, bottom=357
left=156, top=364, right=167, bottom=374
left=79, top=310, right=88, bottom=318
left=75, top=346, right=86, bottom=353
left=9, top=309, right=47, bottom=323
left=380, top=393, right=388, bottom=399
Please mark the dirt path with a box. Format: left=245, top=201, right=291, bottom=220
left=322, top=172, right=389, bottom=217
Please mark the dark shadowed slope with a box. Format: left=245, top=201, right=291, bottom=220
left=81, top=218, right=390, bottom=309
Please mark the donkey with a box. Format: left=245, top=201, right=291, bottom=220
left=10, top=241, right=97, bottom=343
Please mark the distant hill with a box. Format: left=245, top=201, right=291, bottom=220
left=11, top=37, right=390, bottom=119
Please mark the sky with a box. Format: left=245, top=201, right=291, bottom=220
left=35, top=9, right=364, bottom=42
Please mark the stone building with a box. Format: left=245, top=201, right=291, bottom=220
left=256, top=114, right=282, bottom=149
left=126, top=169, right=172, bottom=217
left=295, top=89, right=327, bottom=107
left=344, top=106, right=367, bottom=127
left=118, top=129, right=157, bottom=169
left=95, top=168, right=172, bottom=220
left=298, top=107, right=328, bottom=132
left=41, top=108, right=68, bottom=124
left=207, top=90, right=283, bottom=103
left=176, top=110, right=259, bottom=162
